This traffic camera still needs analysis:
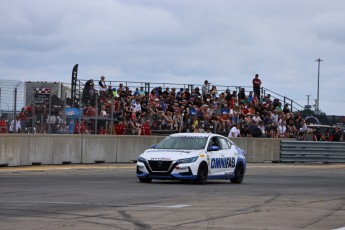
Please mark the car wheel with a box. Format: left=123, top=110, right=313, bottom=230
left=139, top=177, right=152, bottom=183
left=196, top=162, right=208, bottom=184
left=230, top=163, right=244, bottom=184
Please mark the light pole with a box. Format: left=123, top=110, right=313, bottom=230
left=305, top=94, right=311, bottom=110
left=315, top=58, right=323, bottom=115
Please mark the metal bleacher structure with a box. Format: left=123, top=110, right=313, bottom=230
left=0, top=78, right=305, bottom=135
left=0, top=78, right=305, bottom=132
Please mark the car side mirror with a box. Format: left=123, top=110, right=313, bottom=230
left=208, top=145, right=220, bottom=151
left=151, top=144, right=157, bottom=149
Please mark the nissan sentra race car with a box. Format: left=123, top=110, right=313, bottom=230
left=136, top=133, right=246, bottom=184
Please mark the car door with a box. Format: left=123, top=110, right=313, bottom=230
left=208, top=136, right=233, bottom=176
left=218, top=137, right=238, bottom=175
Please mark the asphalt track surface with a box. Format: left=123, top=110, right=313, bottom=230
left=0, top=163, right=345, bottom=230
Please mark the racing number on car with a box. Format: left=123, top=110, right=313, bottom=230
left=210, top=157, right=236, bottom=169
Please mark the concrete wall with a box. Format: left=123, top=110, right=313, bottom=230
left=230, top=138, right=280, bottom=163
left=0, top=134, right=280, bottom=166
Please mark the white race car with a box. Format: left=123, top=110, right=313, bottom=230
left=136, top=133, right=246, bottom=184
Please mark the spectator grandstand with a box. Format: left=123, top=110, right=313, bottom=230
left=0, top=77, right=344, bottom=141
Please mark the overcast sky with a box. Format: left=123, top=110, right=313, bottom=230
left=0, top=0, right=344, bottom=115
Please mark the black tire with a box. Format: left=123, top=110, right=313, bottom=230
left=196, top=163, right=208, bottom=184
left=230, top=163, right=245, bottom=184
left=139, top=177, right=152, bottom=183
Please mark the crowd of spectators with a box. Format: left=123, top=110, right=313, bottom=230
left=76, top=75, right=341, bottom=140
left=2, top=74, right=341, bottom=141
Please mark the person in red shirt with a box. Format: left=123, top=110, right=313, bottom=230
left=74, top=120, right=87, bottom=134
left=85, top=106, right=97, bottom=117
left=114, top=121, right=126, bottom=135
left=98, top=126, right=107, bottom=135
left=0, top=118, right=7, bottom=133
left=252, top=74, right=262, bottom=98
left=141, top=120, right=151, bottom=135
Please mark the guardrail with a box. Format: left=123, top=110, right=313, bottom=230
left=280, top=140, right=345, bottom=163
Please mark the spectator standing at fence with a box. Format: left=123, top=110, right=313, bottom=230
left=210, top=86, right=219, bottom=99
left=228, top=123, right=241, bottom=137
left=162, top=87, right=170, bottom=98
left=138, top=86, right=146, bottom=96
left=9, top=116, right=22, bottom=133
left=252, top=74, right=262, bottom=98
left=149, top=90, right=158, bottom=102
left=141, top=119, right=151, bottom=135
left=98, top=76, right=106, bottom=92
left=81, top=79, right=94, bottom=106
left=114, top=121, right=126, bottom=135
left=247, top=91, right=254, bottom=103
left=313, top=128, right=326, bottom=141
left=331, top=126, right=342, bottom=141
left=238, top=88, right=246, bottom=105
left=202, top=80, right=209, bottom=100
left=170, top=88, right=176, bottom=98
left=274, top=102, right=283, bottom=112
left=133, top=88, right=140, bottom=97
left=283, top=103, right=290, bottom=114
left=0, top=117, right=8, bottom=133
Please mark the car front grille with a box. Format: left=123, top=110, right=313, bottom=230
left=148, top=160, right=173, bottom=172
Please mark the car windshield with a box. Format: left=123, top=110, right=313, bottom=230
left=155, top=136, right=208, bottom=150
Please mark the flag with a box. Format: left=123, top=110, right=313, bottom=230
left=71, top=64, right=78, bottom=107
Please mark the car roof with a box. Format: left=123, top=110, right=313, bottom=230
left=168, top=132, right=235, bottom=145
left=169, top=132, right=215, bottom=138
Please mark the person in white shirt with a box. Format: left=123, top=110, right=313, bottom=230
left=133, top=99, right=142, bottom=113
left=9, top=116, right=21, bottom=133
left=252, top=112, right=262, bottom=123
left=98, top=76, right=107, bottom=91
left=277, top=121, right=287, bottom=138
left=228, top=123, right=241, bottom=138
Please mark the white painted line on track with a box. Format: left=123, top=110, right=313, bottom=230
left=138, top=204, right=190, bottom=208
left=0, top=200, right=190, bottom=209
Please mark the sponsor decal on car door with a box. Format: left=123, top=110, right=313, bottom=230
left=209, top=137, right=237, bottom=175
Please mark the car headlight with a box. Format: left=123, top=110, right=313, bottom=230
left=138, top=156, right=146, bottom=163
left=177, top=156, right=199, bottom=164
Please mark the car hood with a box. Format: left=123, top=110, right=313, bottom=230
left=140, top=149, right=203, bottom=161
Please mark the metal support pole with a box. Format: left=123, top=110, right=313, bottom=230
left=14, top=88, right=17, bottom=132
left=48, top=93, right=52, bottom=133
left=32, top=93, right=35, bottom=133
left=95, top=94, right=98, bottom=134
left=306, top=95, right=310, bottom=106
left=110, top=97, right=114, bottom=135
left=315, top=58, right=323, bottom=115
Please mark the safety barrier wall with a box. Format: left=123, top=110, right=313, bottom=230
left=280, top=140, right=345, bottom=163
left=0, top=134, right=280, bottom=166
